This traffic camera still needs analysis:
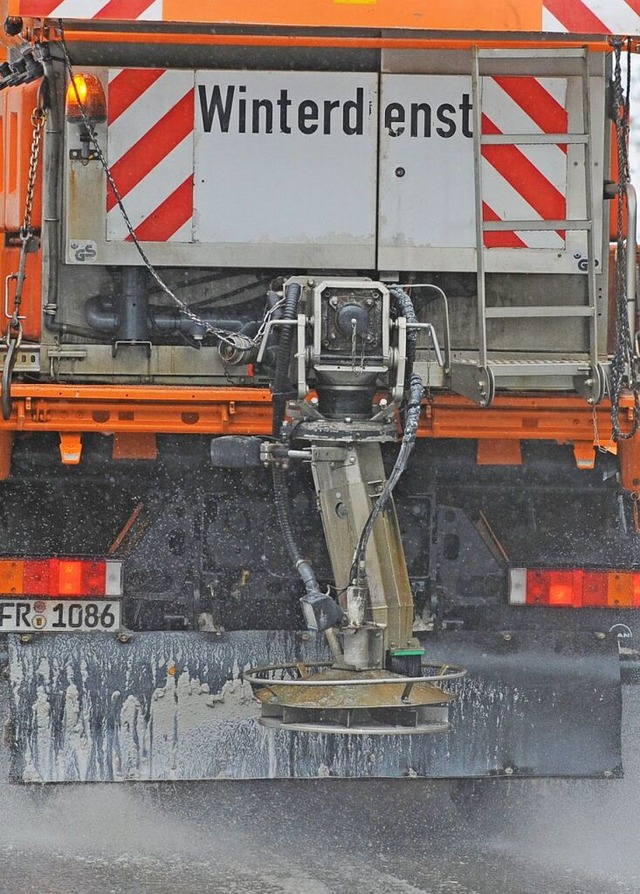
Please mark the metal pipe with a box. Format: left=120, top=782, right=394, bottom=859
left=626, top=182, right=637, bottom=339
left=41, top=53, right=63, bottom=329
left=397, top=283, right=451, bottom=374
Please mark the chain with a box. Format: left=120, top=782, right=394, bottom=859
left=23, top=107, right=45, bottom=236
left=610, top=37, right=640, bottom=441
left=2, top=102, right=44, bottom=420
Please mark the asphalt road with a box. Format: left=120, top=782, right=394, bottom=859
left=0, top=687, right=638, bottom=893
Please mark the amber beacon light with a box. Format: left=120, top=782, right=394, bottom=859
left=65, top=73, right=107, bottom=125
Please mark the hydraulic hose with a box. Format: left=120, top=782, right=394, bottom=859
left=390, top=287, right=418, bottom=374
left=272, top=463, right=342, bottom=633
left=272, top=281, right=302, bottom=437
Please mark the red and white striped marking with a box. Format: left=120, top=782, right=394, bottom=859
left=481, top=76, right=568, bottom=249
left=543, top=0, right=640, bottom=34
left=106, top=69, right=194, bottom=243
left=18, top=0, right=162, bottom=18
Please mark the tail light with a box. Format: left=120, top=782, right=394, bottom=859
left=509, top=568, right=640, bottom=608
left=0, top=559, right=122, bottom=598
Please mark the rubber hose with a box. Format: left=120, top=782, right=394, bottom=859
left=390, top=287, right=418, bottom=372
left=272, top=464, right=324, bottom=602
left=272, top=281, right=302, bottom=437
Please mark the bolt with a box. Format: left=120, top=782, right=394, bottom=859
left=595, top=631, right=606, bottom=640
left=118, top=632, right=133, bottom=644
left=309, top=396, right=319, bottom=407
left=504, top=766, right=514, bottom=776
left=503, top=632, right=512, bottom=642
left=378, top=398, right=389, bottom=408
left=301, top=632, right=311, bottom=642
left=349, top=456, right=356, bottom=464
left=344, top=417, right=352, bottom=424
left=604, top=769, right=614, bottom=778
left=19, top=634, right=32, bottom=645
left=329, top=296, right=339, bottom=308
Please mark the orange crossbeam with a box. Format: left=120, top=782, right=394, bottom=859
left=0, top=384, right=632, bottom=443
left=417, top=394, right=632, bottom=443
left=0, top=385, right=274, bottom=435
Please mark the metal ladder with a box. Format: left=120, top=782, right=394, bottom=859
left=450, top=47, right=605, bottom=407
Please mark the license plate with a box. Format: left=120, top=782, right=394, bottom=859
left=0, top=599, right=121, bottom=633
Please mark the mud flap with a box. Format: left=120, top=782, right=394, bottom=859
left=1, top=629, right=622, bottom=782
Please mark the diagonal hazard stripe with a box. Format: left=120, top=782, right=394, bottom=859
left=626, top=0, right=640, bottom=16
left=492, top=76, right=568, bottom=154
left=542, top=0, right=608, bottom=32
left=482, top=202, right=527, bottom=248
left=126, top=177, right=193, bottom=242
left=95, top=0, right=157, bottom=17
left=482, top=114, right=566, bottom=228
left=107, top=89, right=194, bottom=213
left=108, top=69, right=166, bottom=125
left=18, top=0, right=60, bottom=12
left=19, top=0, right=157, bottom=14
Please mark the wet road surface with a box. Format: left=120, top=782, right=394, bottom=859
left=0, top=688, right=638, bottom=893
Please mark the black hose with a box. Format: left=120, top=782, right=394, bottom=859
left=390, top=287, right=418, bottom=374
left=272, top=281, right=301, bottom=437
left=272, top=463, right=341, bottom=630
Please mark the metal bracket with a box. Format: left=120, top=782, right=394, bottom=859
left=0, top=345, right=40, bottom=372
left=450, top=362, right=495, bottom=407
left=574, top=362, right=607, bottom=405
left=112, top=340, right=152, bottom=359
left=69, top=148, right=100, bottom=162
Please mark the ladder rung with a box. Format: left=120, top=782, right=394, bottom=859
left=488, top=360, right=590, bottom=377
left=477, top=48, right=587, bottom=59
left=485, top=306, right=594, bottom=319
left=483, top=219, right=591, bottom=232
left=481, top=133, right=588, bottom=146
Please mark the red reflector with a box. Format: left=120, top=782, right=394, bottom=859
left=23, top=560, right=53, bottom=595
left=527, top=570, right=549, bottom=605
left=82, top=561, right=106, bottom=596
left=583, top=571, right=608, bottom=607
